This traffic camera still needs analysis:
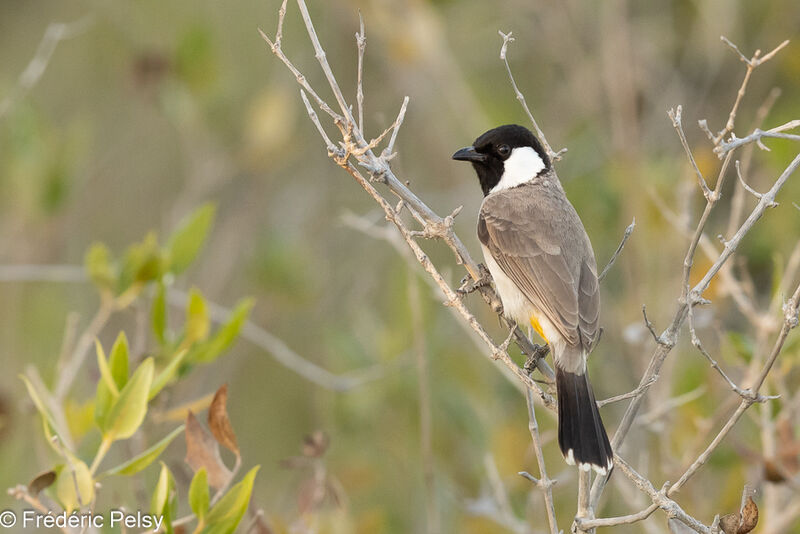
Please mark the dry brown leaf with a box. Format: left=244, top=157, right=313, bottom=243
left=28, top=470, right=56, bottom=496
left=208, top=384, right=239, bottom=455
left=184, top=410, right=232, bottom=490
left=719, top=496, right=759, bottom=534
left=738, top=496, right=758, bottom=534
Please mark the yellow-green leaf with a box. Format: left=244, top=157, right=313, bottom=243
left=20, top=375, right=65, bottom=443
left=151, top=462, right=174, bottom=516
left=96, top=340, right=119, bottom=397
left=152, top=280, right=168, bottom=345
left=204, top=466, right=259, bottom=531
left=192, top=298, right=254, bottom=364
left=102, top=425, right=184, bottom=477
left=103, top=358, right=154, bottom=441
left=95, top=379, right=114, bottom=430
left=149, top=349, right=188, bottom=401
left=108, top=332, right=130, bottom=388
left=167, top=203, right=216, bottom=274
left=189, top=468, right=210, bottom=522
left=56, top=460, right=95, bottom=512
left=185, top=289, right=210, bottom=344
left=118, top=232, right=162, bottom=294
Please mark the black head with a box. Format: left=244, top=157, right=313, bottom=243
left=452, top=124, right=550, bottom=196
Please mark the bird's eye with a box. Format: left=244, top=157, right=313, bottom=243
left=497, top=144, right=511, bottom=157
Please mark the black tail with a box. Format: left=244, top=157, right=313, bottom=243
left=556, top=368, right=613, bottom=474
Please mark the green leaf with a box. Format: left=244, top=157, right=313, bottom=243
left=108, top=332, right=130, bottom=388
left=152, top=280, right=168, bottom=345
left=94, top=379, right=114, bottom=431
left=20, top=375, right=64, bottom=442
left=85, top=242, right=115, bottom=290
left=149, top=349, right=188, bottom=400
left=103, top=358, right=154, bottom=441
left=191, top=298, right=254, bottom=364
left=151, top=462, right=175, bottom=516
left=96, top=340, right=119, bottom=397
left=56, top=459, right=95, bottom=512
left=203, top=466, right=259, bottom=532
left=167, top=203, right=216, bottom=274
left=102, top=425, right=184, bottom=476
left=189, top=468, right=210, bottom=522
left=185, top=288, right=210, bottom=344
left=117, top=232, right=163, bottom=294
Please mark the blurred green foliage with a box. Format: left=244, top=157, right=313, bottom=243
left=2, top=0, right=800, bottom=532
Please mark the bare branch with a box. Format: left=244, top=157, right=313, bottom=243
left=735, top=160, right=774, bottom=205
left=641, top=305, right=662, bottom=344
left=261, top=3, right=559, bottom=392
left=525, top=388, right=559, bottom=534
left=597, top=376, right=657, bottom=408
left=300, top=89, right=337, bottom=152
left=384, top=96, right=410, bottom=159
left=0, top=16, right=93, bottom=120
left=575, top=469, right=593, bottom=533
left=687, top=305, right=756, bottom=400
left=668, top=105, right=713, bottom=201
left=0, top=263, right=383, bottom=392
left=598, top=217, right=635, bottom=282
left=498, top=31, right=566, bottom=162
left=710, top=37, right=790, bottom=146
left=668, top=282, right=800, bottom=495
left=355, top=11, right=366, bottom=133
left=715, top=120, right=800, bottom=157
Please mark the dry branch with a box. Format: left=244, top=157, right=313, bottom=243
left=259, top=7, right=800, bottom=531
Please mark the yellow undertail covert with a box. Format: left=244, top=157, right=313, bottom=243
left=529, top=314, right=548, bottom=343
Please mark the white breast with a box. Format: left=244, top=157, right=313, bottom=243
left=480, top=244, right=561, bottom=347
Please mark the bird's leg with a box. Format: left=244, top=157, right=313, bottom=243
left=524, top=343, right=550, bottom=376
left=456, top=263, right=493, bottom=295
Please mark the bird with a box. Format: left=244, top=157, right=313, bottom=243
left=452, top=124, right=613, bottom=475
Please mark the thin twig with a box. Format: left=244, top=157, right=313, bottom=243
left=687, top=304, right=756, bottom=400
left=598, top=218, right=635, bottom=282
left=498, top=31, right=566, bottom=162
left=597, top=376, right=657, bottom=408
left=710, top=37, right=790, bottom=146
left=0, top=264, right=384, bottom=393
left=575, top=469, right=593, bottom=533
left=668, top=282, right=800, bottom=495
left=669, top=105, right=713, bottom=201
left=0, top=16, right=94, bottom=119
left=54, top=295, right=114, bottom=400
left=715, top=120, right=800, bottom=157
left=525, top=386, right=558, bottom=534
left=355, top=12, right=366, bottom=133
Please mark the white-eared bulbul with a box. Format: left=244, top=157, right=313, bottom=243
left=453, top=124, right=613, bottom=474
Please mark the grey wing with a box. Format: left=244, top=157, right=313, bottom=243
left=577, top=258, right=600, bottom=350
left=479, top=193, right=599, bottom=351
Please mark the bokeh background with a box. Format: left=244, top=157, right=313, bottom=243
left=2, top=0, right=800, bottom=532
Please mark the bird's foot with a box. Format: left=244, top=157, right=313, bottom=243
left=524, top=344, right=550, bottom=375
left=457, top=263, right=493, bottom=296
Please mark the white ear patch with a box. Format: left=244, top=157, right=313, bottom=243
left=490, top=146, right=545, bottom=193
